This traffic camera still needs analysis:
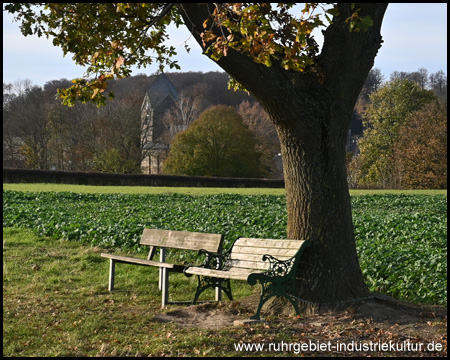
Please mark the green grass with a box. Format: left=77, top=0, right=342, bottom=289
left=3, top=227, right=447, bottom=357
left=3, top=183, right=447, bottom=356
left=2, top=183, right=286, bottom=196
left=3, top=182, right=447, bottom=196
left=3, top=188, right=447, bottom=306
left=3, top=227, right=255, bottom=357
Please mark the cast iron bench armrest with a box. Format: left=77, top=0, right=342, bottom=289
left=246, top=252, right=303, bottom=320
left=264, top=254, right=297, bottom=276
left=200, top=249, right=231, bottom=270
left=184, top=247, right=231, bottom=276
left=247, top=253, right=298, bottom=287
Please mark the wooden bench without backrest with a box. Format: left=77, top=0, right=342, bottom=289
left=101, top=229, right=223, bottom=307
left=184, top=238, right=311, bottom=320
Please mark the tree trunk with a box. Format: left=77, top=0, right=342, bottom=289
left=179, top=3, right=388, bottom=310
left=277, top=101, right=370, bottom=306
left=260, top=74, right=371, bottom=309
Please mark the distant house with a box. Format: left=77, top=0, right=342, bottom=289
left=140, top=73, right=179, bottom=174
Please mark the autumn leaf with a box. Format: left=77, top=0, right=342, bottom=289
left=115, top=56, right=124, bottom=70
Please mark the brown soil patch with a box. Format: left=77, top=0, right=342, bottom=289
left=153, top=293, right=447, bottom=356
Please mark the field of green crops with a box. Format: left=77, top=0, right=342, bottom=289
left=3, top=189, right=447, bottom=306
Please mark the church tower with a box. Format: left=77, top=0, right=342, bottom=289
left=140, top=73, right=179, bottom=174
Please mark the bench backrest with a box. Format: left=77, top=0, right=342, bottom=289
left=140, top=229, right=223, bottom=253
left=228, top=238, right=308, bottom=271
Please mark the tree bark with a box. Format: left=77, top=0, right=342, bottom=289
left=179, top=3, right=388, bottom=309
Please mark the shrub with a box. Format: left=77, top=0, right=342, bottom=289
left=163, top=105, right=263, bottom=178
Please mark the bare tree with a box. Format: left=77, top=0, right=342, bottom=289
left=161, top=92, right=204, bottom=143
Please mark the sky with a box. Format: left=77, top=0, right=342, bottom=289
left=3, top=3, right=447, bottom=87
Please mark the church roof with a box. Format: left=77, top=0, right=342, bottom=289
left=145, top=72, right=179, bottom=110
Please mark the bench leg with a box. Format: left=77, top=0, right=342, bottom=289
left=220, top=279, right=233, bottom=301
left=193, top=276, right=232, bottom=304
left=251, top=281, right=274, bottom=320
left=161, top=267, right=169, bottom=308
left=215, top=286, right=221, bottom=302
left=108, top=259, right=116, bottom=291
left=158, top=248, right=166, bottom=291
left=250, top=280, right=300, bottom=320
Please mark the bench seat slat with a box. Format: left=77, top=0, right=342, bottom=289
left=227, top=259, right=271, bottom=271
left=231, top=252, right=293, bottom=263
left=185, top=266, right=263, bottom=280
left=100, top=253, right=177, bottom=269
left=139, top=229, right=223, bottom=252
left=231, top=246, right=299, bottom=258
left=233, top=238, right=303, bottom=249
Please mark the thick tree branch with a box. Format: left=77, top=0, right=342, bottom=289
left=177, top=3, right=284, bottom=106
left=320, top=4, right=388, bottom=105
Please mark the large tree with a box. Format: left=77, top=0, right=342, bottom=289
left=355, top=79, right=437, bottom=188
left=395, top=101, right=447, bottom=189
left=6, top=3, right=389, bottom=310
left=164, top=105, right=262, bottom=178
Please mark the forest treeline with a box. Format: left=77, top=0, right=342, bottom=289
left=3, top=68, right=447, bottom=188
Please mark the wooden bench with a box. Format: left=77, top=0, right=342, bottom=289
left=101, top=229, right=223, bottom=307
left=184, top=238, right=311, bottom=320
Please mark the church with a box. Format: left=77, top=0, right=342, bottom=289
left=140, top=73, right=179, bottom=174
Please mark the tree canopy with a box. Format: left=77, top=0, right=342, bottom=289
left=395, top=101, right=447, bottom=189
left=5, top=3, right=374, bottom=106
left=354, top=79, right=437, bottom=188
left=163, top=105, right=262, bottom=178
